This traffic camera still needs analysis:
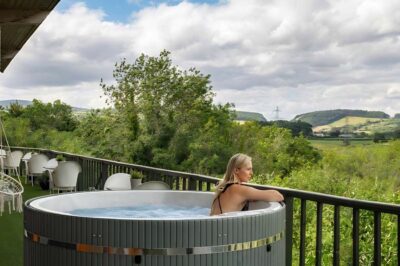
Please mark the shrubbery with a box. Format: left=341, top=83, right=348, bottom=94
left=252, top=141, right=400, bottom=265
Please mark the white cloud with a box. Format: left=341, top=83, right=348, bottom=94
left=1, top=0, right=400, bottom=117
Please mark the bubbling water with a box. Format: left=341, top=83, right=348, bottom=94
left=68, top=204, right=210, bottom=219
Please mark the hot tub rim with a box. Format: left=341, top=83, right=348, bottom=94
left=25, top=191, right=285, bottom=221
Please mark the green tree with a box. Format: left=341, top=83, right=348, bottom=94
left=232, top=122, right=320, bottom=177
left=262, top=120, right=313, bottom=137
left=181, top=104, right=234, bottom=174
left=101, top=50, right=219, bottom=168
left=8, top=101, right=25, bottom=117
left=23, top=99, right=77, bottom=131
left=76, top=109, right=131, bottom=161
left=51, top=100, right=78, bottom=131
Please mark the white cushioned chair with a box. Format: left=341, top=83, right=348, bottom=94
left=104, top=173, right=132, bottom=191
left=52, top=161, right=82, bottom=193
left=28, top=154, right=49, bottom=186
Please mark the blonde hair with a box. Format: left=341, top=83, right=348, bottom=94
left=212, top=153, right=252, bottom=203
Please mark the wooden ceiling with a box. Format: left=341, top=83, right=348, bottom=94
left=0, top=0, right=60, bottom=72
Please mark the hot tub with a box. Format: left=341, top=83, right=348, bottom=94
left=24, top=190, right=285, bottom=266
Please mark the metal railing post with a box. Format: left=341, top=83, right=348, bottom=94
left=285, top=196, right=293, bottom=266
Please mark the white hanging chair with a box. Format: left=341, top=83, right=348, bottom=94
left=0, top=172, right=24, bottom=215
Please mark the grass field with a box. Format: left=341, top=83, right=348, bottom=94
left=357, top=118, right=400, bottom=133
left=313, top=116, right=386, bottom=133
left=312, top=116, right=400, bottom=135
left=0, top=183, right=47, bottom=266
left=329, top=116, right=384, bottom=127
left=308, top=138, right=374, bottom=150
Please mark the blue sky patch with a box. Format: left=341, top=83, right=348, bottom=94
left=57, top=0, right=220, bottom=22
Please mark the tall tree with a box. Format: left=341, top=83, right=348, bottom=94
left=101, top=50, right=217, bottom=166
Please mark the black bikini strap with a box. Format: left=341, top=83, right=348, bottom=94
left=218, top=196, right=223, bottom=214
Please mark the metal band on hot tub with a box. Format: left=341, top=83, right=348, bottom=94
left=24, top=229, right=284, bottom=256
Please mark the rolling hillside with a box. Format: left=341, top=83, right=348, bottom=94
left=294, top=109, right=389, bottom=126
left=0, top=99, right=32, bottom=107
left=234, top=111, right=267, bottom=122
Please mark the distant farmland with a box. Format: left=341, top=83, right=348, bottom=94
left=313, top=116, right=386, bottom=133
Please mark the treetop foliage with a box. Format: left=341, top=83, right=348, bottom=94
left=2, top=50, right=319, bottom=177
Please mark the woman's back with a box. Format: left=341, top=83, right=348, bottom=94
left=210, top=183, right=249, bottom=215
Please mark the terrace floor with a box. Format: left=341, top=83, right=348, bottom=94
left=0, top=182, right=48, bottom=266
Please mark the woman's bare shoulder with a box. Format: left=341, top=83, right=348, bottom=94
left=226, top=183, right=256, bottom=197
left=230, top=184, right=284, bottom=202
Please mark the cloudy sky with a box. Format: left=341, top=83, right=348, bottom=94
left=1, top=0, right=400, bottom=120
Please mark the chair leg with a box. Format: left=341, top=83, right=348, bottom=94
left=14, top=168, right=21, bottom=184
left=24, top=162, right=29, bottom=184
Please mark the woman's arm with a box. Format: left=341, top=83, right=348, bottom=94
left=233, top=185, right=284, bottom=202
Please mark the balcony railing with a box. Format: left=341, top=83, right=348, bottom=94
left=15, top=147, right=400, bottom=266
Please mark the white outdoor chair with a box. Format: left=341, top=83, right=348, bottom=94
left=104, top=173, right=132, bottom=191
left=3, top=150, right=23, bottom=181
left=44, top=158, right=58, bottom=193
left=21, top=152, right=32, bottom=182
left=133, top=181, right=170, bottom=190
left=52, top=161, right=82, bottom=193
left=28, top=154, right=49, bottom=186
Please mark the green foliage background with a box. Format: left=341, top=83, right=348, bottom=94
left=252, top=142, right=400, bottom=265
left=1, top=51, right=399, bottom=265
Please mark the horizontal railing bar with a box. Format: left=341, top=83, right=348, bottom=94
left=255, top=184, right=400, bottom=215
left=11, top=146, right=220, bottom=184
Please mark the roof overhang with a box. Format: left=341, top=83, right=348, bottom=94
left=0, top=0, right=60, bottom=72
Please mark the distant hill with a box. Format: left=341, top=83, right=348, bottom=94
left=234, top=111, right=267, bottom=122
left=293, top=109, right=390, bottom=126
left=0, top=99, right=88, bottom=112
left=0, top=99, right=32, bottom=108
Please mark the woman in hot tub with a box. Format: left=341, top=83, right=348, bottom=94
left=210, top=153, right=284, bottom=216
